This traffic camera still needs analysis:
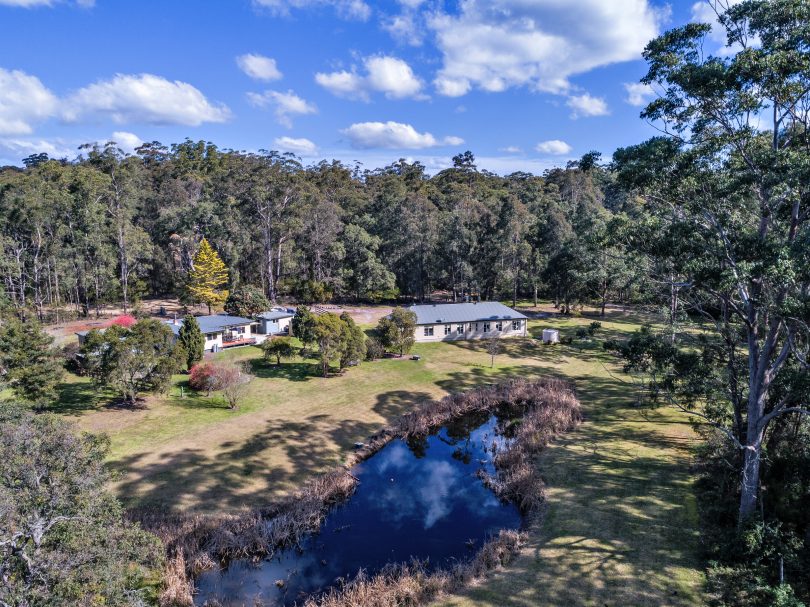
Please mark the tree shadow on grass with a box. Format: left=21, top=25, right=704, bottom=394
left=116, top=387, right=438, bottom=514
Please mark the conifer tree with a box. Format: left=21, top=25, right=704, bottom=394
left=188, top=238, right=229, bottom=315
left=178, top=315, right=205, bottom=369
left=0, top=317, right=63, bottom=409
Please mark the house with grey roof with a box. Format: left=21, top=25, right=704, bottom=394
left=166, top=314, right=259, bottom=352
left=406, top=301, right=528, bottom=342
left=256, top=308, right=295, bottom=336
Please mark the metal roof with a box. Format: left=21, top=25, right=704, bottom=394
left=257, top=310, right=295, bottom=321
left=166, top=314, right=254, bottom=335
left=406, top=302, right=528, bottom=325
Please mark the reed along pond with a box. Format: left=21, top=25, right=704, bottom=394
left=195, top=411, right=523, bottom=606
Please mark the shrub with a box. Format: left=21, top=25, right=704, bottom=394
left=108, top=314, right=137, bottom=328
left=588, top=321, right=602, bottom=336
left=575, top=327, right=589, bottom=340
left=365, top=336, right=385, bottom=361
left=189, top=362, right=217, bottom=395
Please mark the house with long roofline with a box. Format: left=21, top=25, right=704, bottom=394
left=407, top=301, right=528, bottom=342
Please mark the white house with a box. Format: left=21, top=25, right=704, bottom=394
left=407, top=301, right=528, bottom=342
left=256, top=308, right=295, bottom=336
left=167, top=314, right=261, bottom=352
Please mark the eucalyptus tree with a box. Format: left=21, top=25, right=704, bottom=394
left=614, top=0, right=810, bottom=523
left=241, top=152, right=304, bottom=301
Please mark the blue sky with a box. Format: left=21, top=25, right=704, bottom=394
left=0, top=0, right=726, bottom=173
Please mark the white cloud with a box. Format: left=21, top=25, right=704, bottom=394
left=0, top=0, right=94, bottom=6
left=535, top=139, right=572, bottom=155
left=316, top=55, right=424, bottom=100
left=314, top=71, right=365, bottom=100
left=273, top=136, right=317, bottom=155
left=236, top=53, right=282, bottom=81
left=430, top=0, right=661, bottom=97
left=246, top=89, right=316, bottom=127
left=0, top=68, right=58, bottom=135
left=0, top=137, right=73, bottom=163
left=253, top=0, right=370, bottom=20
left=690, top=0, right=755, bottom=57
left=64, top=73, right=230, bottom=126
left=624, top=82, right=654, bottom=107
left=566, top=93, right=609, bottom=118
left=341, top=121, right=462, bottom=149
left=499, top=146, right=522, bottom=154
left=110, top=131, right=143, bottom=154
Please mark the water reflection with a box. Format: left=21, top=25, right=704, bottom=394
left=195, top=414, right=521, bottom=606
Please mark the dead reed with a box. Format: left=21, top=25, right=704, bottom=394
left=147, top=378, right=581, bottom=606
left=303, top=530, right=525, bottom=607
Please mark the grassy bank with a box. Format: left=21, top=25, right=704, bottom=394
left=55, top=304, right=706, bottom=605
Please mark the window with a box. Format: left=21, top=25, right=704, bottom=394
left=206, top=333, right=217, bottom=340
left=424, top=326, right=434, bottom=337
left=474, top=322, right=479, bottom=332
left=444, top=325, right=452, bottom=335
left=512, top=320, right=520, bottom=331
left=483, top=322, right=491, bottom=332
left=457, top=325, right=464, bottom=334
left=235, top=326, right=246, bottom=335
left=496, top=321, right=503, bottom=331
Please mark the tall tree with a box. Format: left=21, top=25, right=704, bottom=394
left=0, top=408, right=162, bottom=605
left=312, top=312, right=344, bottom=377
left=178, top=315, right=205, bottom=370
left=188, top=237, right=229, bottom=315
left=615, top=0, right=810, bottom=523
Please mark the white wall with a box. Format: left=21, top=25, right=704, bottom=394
left=414, top=319, right=527, bottom=343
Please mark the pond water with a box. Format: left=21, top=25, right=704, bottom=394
left=195, top=411, right=523, bottom=606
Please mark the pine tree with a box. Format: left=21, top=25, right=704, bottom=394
left=188, top=238, right=229, bottom=315
left=0, top=317, right=63, bottom=408
left=178, top=315, right=205, bottom=369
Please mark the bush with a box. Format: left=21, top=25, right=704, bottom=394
left=588, top=321, right=602, bottom=336
left=189, top=362, right=217, bottom=395
left=575, top=327, right=589, bottom=340
left=365, top=336, right=385, bottom=361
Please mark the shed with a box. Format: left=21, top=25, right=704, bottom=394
left=542, top=329, right=560, bottom=344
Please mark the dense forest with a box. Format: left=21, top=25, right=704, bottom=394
left=1, top=1, right=809, bottom=606
left=0, top=143, right=644, bottom=320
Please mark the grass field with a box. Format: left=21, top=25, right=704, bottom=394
left=56, top=304, right=705, bottom=606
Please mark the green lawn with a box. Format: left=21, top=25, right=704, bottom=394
left=56, top=304, right=705, bottom=606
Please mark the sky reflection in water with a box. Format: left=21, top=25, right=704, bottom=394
left=195, top=413, right=522, bottom=606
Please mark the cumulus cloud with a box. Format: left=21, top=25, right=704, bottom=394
left=0, top=68, right=58, bottom=135
left=566, top=93, right=609, bottom=118
left=341, top=121, right=462, bottom=149
left=110, top=131, right=143, bottom=154
left=63, top=73, right=230, bottom=126
left=247, top=89, right=316, bottom=127
left=273, top=136, right=317, bottom=155
left=236, top=53, right=282, bottom=81
left=535, top=140, right=572, bottom=155
left=624, top=82, right=654, bottom=107
left=253, top=0, right=370, bottom=20
left=316, top=55, right=424, bottom=101
left=430, top=0, right=661, bottom=97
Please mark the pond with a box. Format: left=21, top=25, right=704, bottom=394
left=195, top=411, right=523, bottom=606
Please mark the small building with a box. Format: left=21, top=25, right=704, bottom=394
left=167, top=314, right=259, bottom=352
left=256, top=308, right=295, bottom=336
left=542, top=329, right=560, bottom=344
left=407, top=301, right=528, bottom=342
